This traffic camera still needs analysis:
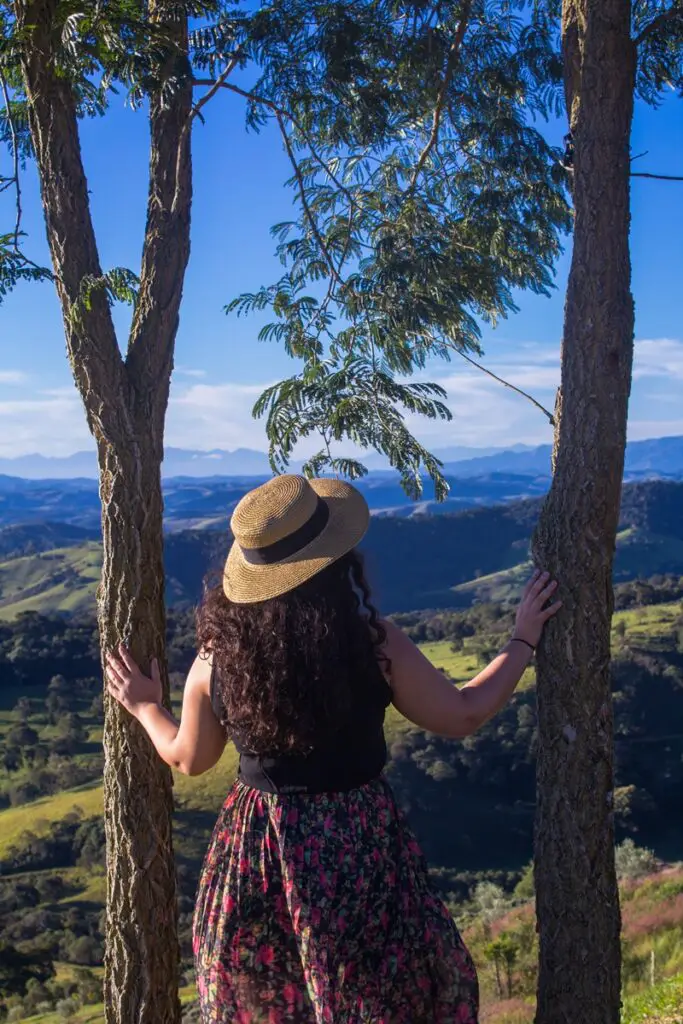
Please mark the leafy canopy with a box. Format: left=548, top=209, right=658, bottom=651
left=224, top=1, right=572, bottom=496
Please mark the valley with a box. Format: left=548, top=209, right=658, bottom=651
left=1, top=585, right=682, bottom=1023
left=0, top=467, right=682, bottom=1022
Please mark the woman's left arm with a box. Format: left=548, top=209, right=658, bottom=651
left=106, top=647, right=226, bottom=776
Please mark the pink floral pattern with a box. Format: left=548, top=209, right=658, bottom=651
left=193, top=777, right=479, bottom=1022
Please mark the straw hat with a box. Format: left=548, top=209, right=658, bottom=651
left=224, top=475, right=370, bottom=604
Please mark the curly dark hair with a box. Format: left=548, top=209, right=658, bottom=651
left=196, top=549, right=390, bottom=756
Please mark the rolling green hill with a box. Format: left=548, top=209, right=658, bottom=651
left=0, top=544, right=101, bottom=620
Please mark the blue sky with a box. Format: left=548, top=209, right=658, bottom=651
left=0, top=88, right=681, bottom=459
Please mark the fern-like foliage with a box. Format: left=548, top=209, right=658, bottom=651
left=253, top=355, right=453, bottom=499
left=222, top=0, right=571, bottom=493
left=69, top=267, right=140, bottom=328
left=0, top=235, right=52, bottom=299
left=632, top=1, right=683, bottom=102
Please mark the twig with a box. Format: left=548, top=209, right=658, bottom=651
left=408, top=0, right=473, bottom=193
left=172, top=53, right=243, bottom=213
left=631, top=171, right=683, bottom=182
left=454, top=347, right=556, bottom=426
left=635, top=6, right=683, bottom=47
left=0, top=70, right=22, bottom=249
left=190, top=52, right=242, bottom=124
left=276, top=112, right=344, bottom=289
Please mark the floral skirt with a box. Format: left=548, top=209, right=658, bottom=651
left=193, top=775, right=479, bottom=1023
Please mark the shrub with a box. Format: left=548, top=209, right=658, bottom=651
left=56, top=996, right=80, bottom=1021
left=74, top=967, right=102, bottom=1005
left=622, top=893, right=683, bottom=940
left=616, top=839, right=657, bottom=880
left=6, top=723, right=39, bottom=748
left=8, top=781, right=40, bottom=806
left=425, top=759, right=457, bottom=781
left=513, top=863, right=534, bottom=901
left=2, top=746, right=22, bottom=774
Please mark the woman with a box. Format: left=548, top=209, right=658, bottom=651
left=106, top=475, right=560, bottom=1024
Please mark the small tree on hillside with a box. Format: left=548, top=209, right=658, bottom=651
left=485, top=934, right=520, bottom=999
left=472, top=880, right=510, bottom=941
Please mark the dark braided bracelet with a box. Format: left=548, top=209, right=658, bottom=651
left=510, top=636, right=536, bottom=653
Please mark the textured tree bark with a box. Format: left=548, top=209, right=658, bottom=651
left=532, top=2, right=636, bottom=1023
left=17, top=1, right=192, bottom=1020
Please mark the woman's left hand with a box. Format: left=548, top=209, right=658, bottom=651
left=106, top=647, right=162, bottom=718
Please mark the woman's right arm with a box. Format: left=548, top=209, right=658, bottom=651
left=382, top=570, right=560, bottom=738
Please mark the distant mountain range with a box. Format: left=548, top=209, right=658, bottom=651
left=0, top=444, right=531, bottom=480
left=0, top=472, right=550, bottom=530
left=2, top=435, right=683, bottom=480
left=0, top=436, right=680, bottom=531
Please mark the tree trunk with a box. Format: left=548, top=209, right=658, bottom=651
left=98, top=435, right=180, bottom=1024
left=18, top=2, right=192, bottom=1020
left=532, top=2, right=636, bottom=1023
left=494, top=960, right=503, bottom=1000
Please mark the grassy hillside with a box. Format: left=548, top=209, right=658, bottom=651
left=621, top=974, right=683, bottom=1024
left=0, top=524, right=98, bottom=561
left=2, top=600, right=681, bottom=855
left=464, top=868, right=683, bottom=1024
left=0, top=544, right=101, bottom=620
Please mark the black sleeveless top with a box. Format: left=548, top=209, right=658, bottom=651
left=210, top=661, right=391, bottom=795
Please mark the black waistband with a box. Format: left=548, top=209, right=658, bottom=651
left=238, top=746, right=386, bottom=795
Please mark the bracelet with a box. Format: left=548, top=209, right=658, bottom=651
left=510, top=636, right=535, bottom=653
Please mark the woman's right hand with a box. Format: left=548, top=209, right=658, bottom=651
left=513, top=570, right=561, bottom=649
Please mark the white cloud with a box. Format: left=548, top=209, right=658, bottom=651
left=166, top=381, right=270, bottom=450
left=633, top=338, right=683, bottom=381
left=0, top=370, right=28, bottom=385
left=39, top=386, right=81, bottom=398
left=1, top=338, right=681, bottom=457
left=404, top=369, right=556, bottom=449
left=627, top=419, right=683, bottom=441
left=175, top=367, right=207, bottom=379
left=0, top=393, right=90, bottom=457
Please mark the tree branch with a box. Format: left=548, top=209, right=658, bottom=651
left=634, top=6, right=683, bottom=46
left=408, top=0, right=473, bottom=192
left=454, top=347, right=556, bottom=426
left=190, top=52, right=242, bottom=124
left=126, top=5, right=194, bottom=437
left=16, top=0, right=126, bottom=441
left=631, top=171, right=683, bottom=181
left=276, top=112, right=344, bottom=289
left=191, top=77, right=361, bottom=214
left=0, top=69, right=22, bottom=249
